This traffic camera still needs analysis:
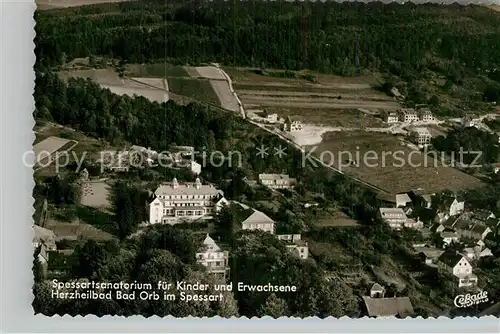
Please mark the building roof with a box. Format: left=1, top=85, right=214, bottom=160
left=362, top=296, right=414, bottom=317
left=241, top=209, right=275, bottom=226
left=258, top=173, right=292, bottom=181
left=414, top=247, right=444, bottom=259
left=379, top=208, right=407, bottom=219
left=396, top=193, right=412, bottom=204
left=439, top=251, right=465, bottom=267
left=440, top=231, right=459, bottom=239
left=472, top=210, right=495, bottom=221
left=370, top=283, right=385, bottom=292
left=399, top=108, right=417, bottom=115
left=155, top=179, right=220, bottom=196
left=470, top=223, right=490, bottom=235
left=199, top=234, right=221, bottom=252
left=413, top=127, right=431, bottom=136
left=442, top=196, right=458, bottom=207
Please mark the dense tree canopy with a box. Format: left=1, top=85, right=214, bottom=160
left=35, top=2, right=500, bottom=75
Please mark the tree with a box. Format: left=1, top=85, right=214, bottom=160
left=258, top=293, right=289, bottom=318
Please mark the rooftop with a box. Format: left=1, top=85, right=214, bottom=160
left=439, top=251, right=465, bottom=267
left=413, top=127, right=431, bottom=136
left=155, top=178, right=220, bottom=196
left=362, top=296, right=414, bottom=317
left=241, top=209, right=275, bottom=226
left=258, top=173, right=293, bottom=181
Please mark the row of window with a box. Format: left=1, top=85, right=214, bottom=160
left=158, top=194, right=216, bottom=200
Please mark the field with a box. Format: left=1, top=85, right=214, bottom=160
left=80, top=180, right=112, bottom=210
left=33, top=136, right=78, bottom=169
left=126, top=64, right=189, bottom=78
left=167, top=77, right=220, bottom=106
left=311, top=131, right=485, bottom=195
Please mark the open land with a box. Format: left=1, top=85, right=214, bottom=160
left=33, top=136, right=78, bottom=169
left=80, top=180, right=112, bottom=210
left=36, top=0, right=132, bottom=10
left=311, top=131, right=484, bottom=195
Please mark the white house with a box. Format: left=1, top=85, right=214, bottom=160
left=189, top=161, right=202, bottom=175
left=418, top=108, right=435, bottom=122
left=378, top=208, right=408, bottom=229
left=283, top=116, right=303, bottom=132
left=277, top=234, right=309, bottom=259
left=396, top=193, right=412, bottom=208
left=398, top=108, right=419, bottom=123
left=241, top=209, right=275, bottom=234
left=369, top=283, right=386, bottom=298
left=440, top=231, right=460, bottom=247
left=148, top=178, right=225, bottom=224
left=196, top=234, right=230, bottom=279
left=385, top=112, right=399, bottom=124
left=411, top=127, right=432, bottom=146
left=404, top=218, right=424, bottom=230
left=258, top=174, right=297, bottom=190
left=438, top=252, right=477, bottom=288
left=441, top=196, right=465, bottom=218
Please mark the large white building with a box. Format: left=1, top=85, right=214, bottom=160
left=196, top=234, right=230, bottom=279
left=148, top=178, right=227, bottom=224
left=378, top=208, right=408, bottom=229
left=398, top=108, right=419, bottom=123
left=411, top=127, right=432, bottom=146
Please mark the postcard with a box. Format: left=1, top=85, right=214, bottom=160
left=30, top=0, right=500, bottom=319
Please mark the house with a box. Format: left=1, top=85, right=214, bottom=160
left=414, top=246, right=444, bottom=265
left=417, top=108, right=435, bottom=122
left=472, top=210, right=496, bottom=222
left=378, top=208, right=407, bottom=229
left=421, top=194, right=433, bottom=209
left=479, top=248, right=493, bottom=258
left=362, top=296, right=414, bottom=318
left=241, top=209, right=275, bottom=234
left=438, top=251, right=477, bottom=287
left=411, top=127, right=432, bottom=146
left=398, top=108, right=419, bottom=123
left=384, top=112, right=399, bottom=124
left=148, top=178, right=226, bottom=224
left=440, top=231, right=460, bottom=246
left=283, top=116, right=303, bottom=132
left=266, top=113, right=279, bottom=123
left=99, top=150, right=131, bottom=172
left=189, top=161, right=202, bottom=175
left=369, top=283, right=386, bottom=298
left=443, top=214, right=492, bottom=240
left=430, top=223, right=446, bottom=234
left=440, top=196, right=465, bottom=218
left=276, top=234, right=309, bottom=259
left=170, top=145, right=195, bottom=156
left=404, top=218, right=424, bottom=230
left=196, top=234, right=230, bottom=279
left=395, top=193, right=412, bottom=208
left=258, top=174, right=297, bottom=190
left=461, top=247, right=479, bottom=261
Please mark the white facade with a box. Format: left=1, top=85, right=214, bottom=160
left=277, top=234, right=308, bottom=259
left=258, top=174, right=297, bottom=189
left=196, top=234, right=229, bottom=278
left=189, top=161, right=202, bottom=175
left=379, top=208, right=408, bottom=229
left=396, top=193, right=412, bottom=208
left=412, top=127, right=432, bottom=146
left=241, top=209, right=275, bottom=234
left=148, top=178, right=225, bottom=224
left=448, top=198, right=465, bottom=217
left=386, top=113, right=399, bottom=124
left=441, top=232, right=460, bottom=246
left=398, top=108, right=419, bottom=123
left=283, top=117, right=303, bottom=132
left=418, top=109, right=435, bottom=122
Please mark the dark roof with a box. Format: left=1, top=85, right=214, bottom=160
left=362, top=296, right=414, bottom=317
left=486, top=218, right=500, bottom=228
left=438, top=251, right=464, bottom=267
left=470, top=223, right=490, bottom=235
left=442, top=196, right=457, bottom=207
left=472, top=210, right=494, bottom=221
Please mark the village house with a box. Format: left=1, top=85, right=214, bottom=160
left=398, top=108, right=419, bottom=123
left=282, top=116, right=303, bottom=132
left=440, top=231, right=460, bottom=247
left=395, top=193, right=412, bottom=208
left=437, top=196, right=465, bottom=221
left=438, top=251, right=478, bottom=288
left=404, top=217, right=424, bottom=230
left=276, top=234, right=309, bottom=259
left=378, top=208, right=407, bottom=229
left=266, top=113, right=279, bottom=123
left=258, top=173, right=297, bottom=190
left=196, top=234, right=230, bottom=279
left=362, top=283, right=414, bottom=318
left=411, top=127, right=432, bottom=146
left=384, top=112, right=399, bottom=124
left=98, top=150, right=131, bottom=172
left=414, top=246, right=445, bottom=266
left=148, top=178, right=227, bottom=224
left=443, top=214, right=492, bottom=240
left=417, top=108, right=435, bottom=122
left=241, top=209, right=275, bottom=234
left=170, top=145, right=195, bottom=156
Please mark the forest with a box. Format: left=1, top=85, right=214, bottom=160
left=35, top=1, right=500, bottom=77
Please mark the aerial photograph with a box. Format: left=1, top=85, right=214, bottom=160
left=32, top=0, right=500, bottom=318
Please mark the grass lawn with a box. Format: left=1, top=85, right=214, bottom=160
left=167, top=77, right=220, bottom=106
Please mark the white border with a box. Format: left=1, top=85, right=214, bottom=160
left=1, top=0, right=500, bottom=332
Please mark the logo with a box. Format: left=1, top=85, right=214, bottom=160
left=454, top=291, right=489, bottom=308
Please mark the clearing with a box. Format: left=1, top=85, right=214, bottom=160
left=33, top=136, right=78, bottom=169
left=311, top=131, right=485, bottom=195
left=167, top=77, right=220, bottom=106
left=80, top=179, right=112, bottom=211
